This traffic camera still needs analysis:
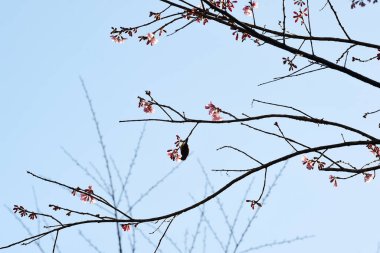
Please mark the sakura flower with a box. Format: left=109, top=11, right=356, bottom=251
left=243, top=6, right=253, bottom=16
left=215, top=0, right=237, bottom=12
left=138, top=98, right=155, bottom=114
left=301, top=155, right=314, bottom=170
left=143, top=104, right=154, bottom=113
left=71, top=187, right=80, bottom=196
left=241, top=33, right=252, bottom=42
left=110, top=35, right=126, bottom=44
left=121, top=224, right=131, bottom=232
left=147, top=33, right=158, bottom=46
left=211, top=111, right=222, bottom=121
left=243, top=2, right=259, bottom=16
left=168, top=135, right=190, bottom=161
left=167, top=149, right=182, bottom=161
left=13, top=205, right=27, bottom=217
left=80, top=186, right=96, bottom=204
left=50, top=205, right=61, bottom=211
left=294, top=0, right=305, bottom=6
left=13, top=205, right=37, bottom=220
left=28, top=212, right=37, bottom=220
left=364, top=173, right=374, bottom=183
left=329, top=175, right=338, bottom=187
left=205, top=102, right=222, bottom=121
left=317, top=161, right=326, bottom=170
left=293, top=8, right=308, bottom=24
left=366, top=143, right=380, bottom=158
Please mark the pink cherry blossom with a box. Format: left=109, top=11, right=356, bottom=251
left=110, top=35, right=126, bottom=44
left=147, top=33, right=158, bottom=46
left=364, top=173, right=374, bottom=183
left=243, top=6, right=253, bottom=16
left=167, top=135, right=190, bottom=161
left=80, top=186, right=96, bottom=204
left=211, top=111, right=222, bottom=121
left=138, top=98, right=155, bottom=114
left=301, top=155, right=314, bottom=170
left=367, top=143, right=380, bottom=158
left=205, top=102, right=222, bottom=121
left=317, top=161, right=326, bottom=170
left=167, top=149, right=182, bottom=161
left=293, top=8, right=308, bottom=24
left=329, top=175, right=338, bottom=187
left=121, top=224, right=131, bottom=232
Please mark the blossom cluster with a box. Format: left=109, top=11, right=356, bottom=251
left=329, top=175, right=338, bottom=187
left=212, top=0, right=238, bottom=12
left=293, top=8, right=308, bottom=24
left=167, top=135, right=187, bottom=161
left=110, top=35, right=127, bottom=44
left=111, top=28, right=159, bottom=47
left=294, top=0, right=305, bottom=6
left=121, top=224, right=131, bottom=232
left=301, top=156, right=326, bottom=170
left=72, top=186, right=96, bottom=204
left=110, top=27, right=137, bottom=44
left=183, top=8, right=209, bottom=25
left=232, top=29, right=252, bottom=42
left=205, top=102, right=222, bottom=121
left=351, top=0, right=378, bottom=9
left=138, top=33, right=159, bottom=46
left=13, top=205, right=37, bottom=220
left=364, top=173, right=374, bottom=183
left=367, top=143, right=380, bottom=158
left=242, top=1, right=258, bottom=16
left=138, top=97, right=155, bottom=114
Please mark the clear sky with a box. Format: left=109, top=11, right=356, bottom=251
left=1, top=1, right=380, bottom=252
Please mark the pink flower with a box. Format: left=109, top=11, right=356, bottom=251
left=167, top=135, right=190, bottom=161
left=167, top=149, right=182, bottom=161
left=147, top=33, right=158, bottom=46
left=121, top=224, right=131, bottom=232
left=364, top=173, right=374, bottom=183
left=294, top=0, right=305, bottom=6
left=243, top=6, right=252, bottom=16
left=143, top=104, right=154, bottom=113
left=205, top=102, right=222, bottom=121
left=80, top=186, right=96, bottom=204
left=138, top=98, right=155, bottom=114
left=211, top=111, right=222, bottom=121
left=28, top=212, right=37, bottom=220
left=110, top=35, right=126, bottom=44
left=13, top=205, right=27, bottom=217
left=205, top=102, right=216, bottom=114
left=301, top=155, right=314, bottom=170
left=329, top=175, right=338, bottom=187
left=293, top=8, right=308, bottom=24
left=367, top=143, right=380, bottom=158
left=317, top=161, right=326, bottom=170
left=251, top=1, right=258, bottom=9
left=241, top=33, right=252, bottom=42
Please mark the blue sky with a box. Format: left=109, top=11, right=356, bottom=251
left=1, top=1, right=380, bottom=252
